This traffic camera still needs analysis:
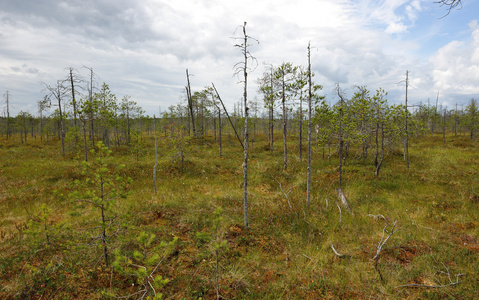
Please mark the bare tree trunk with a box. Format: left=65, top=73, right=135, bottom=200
left=404, top=71, right=409, bottom=169
left=186, top=69, right=196, bottom=140
left=307, top=43, right=312, bottom=206
left=233, top=22, right=257, bottom=229
left=443, top=106, right=447, bottom=144
left=337, top=86, right=344, bottom=188
left=100, top=177, right=109, bottom=266
left=69, top=68, right=78, bottom=127
left=282, top=72, right=288, bottom=170
left=218, top=110, right=222, bottom=156
left=299, top=90, right=303, bottom=163
left=5, top=91, right=10, bottom=140
left=241, top=22, right=249, bottom=229
left=57, top=84, right=66, bottom=157
left=153, top=115, right=158, bottom=194
left=83, top=122, right=88, bottom=161
left=270, top=106, right=274, bottom=153
left=374, top=123, right=384, bottom=176
left=84, top=67, right=96, bottom=147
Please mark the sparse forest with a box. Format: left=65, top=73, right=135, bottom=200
left=1, top=27, right=479, bottom=299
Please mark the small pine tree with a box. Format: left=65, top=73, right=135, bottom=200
left=69, top=141, right=131, bottom=266
left=112, top=232, right=178, bottom=299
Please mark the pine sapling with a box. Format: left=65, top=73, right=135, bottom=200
left=112, top=232, right=178, bottom=299
left=70, top=141, right=131, bottom=266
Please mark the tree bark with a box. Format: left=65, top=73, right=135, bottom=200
left=307, top=43, right=312, bottom=206
left=282, top=71, right=288, bottom=170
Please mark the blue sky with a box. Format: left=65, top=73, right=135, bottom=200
left=1, top=0, right=478, bottom=116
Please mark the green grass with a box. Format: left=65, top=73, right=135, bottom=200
left=0, top=133, right=478, bottom=299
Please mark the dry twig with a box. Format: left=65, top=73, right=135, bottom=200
left=397, top=262, right=465, bottom=289
left=368, top=214, right=398, bottom=281
left=331, top=245, right=343, bottom=257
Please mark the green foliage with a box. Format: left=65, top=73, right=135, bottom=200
left=25, top=203, right=59, bottom=247
left=69, top=141, right=131, bottom=266
left=464, top=98, right=479, bottom=139
left=2, top=107, right=479, bottom=299
left=163, top=113, right=190, bottom=168
left=130, top=129, right=147, bottom=162
left=113, top=233, right=178, bottom=299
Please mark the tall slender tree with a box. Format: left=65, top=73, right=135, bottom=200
left=404, top=71, right=410, bottom=169
left=4, top=91, right=11, bottom=140
left=44, top=81, right=68, bottom=157
left=37, top=95, right=50, bottom=141
left=307, top=43, right=312, bottom=206
left=233, top=21, right=258, bottom=229
left=257, top=64, right=276, bottom=152
left=273, top=62, right=298, bottom=170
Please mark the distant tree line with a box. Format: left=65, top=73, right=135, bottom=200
left=1, top=77, right=478, bottom=156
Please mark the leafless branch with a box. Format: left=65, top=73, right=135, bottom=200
left=336, top=203, right=342, bottom=223
left=435, top=0, right=462, bottom=18
left=331, top=245, right=343, bottom=257
left=273, top=177, right=293, bottom=212
left=397, top=262, right=465, bottom=289
left=368, top=214, right=398, bottom=281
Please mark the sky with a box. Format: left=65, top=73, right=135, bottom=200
left=1, top=0, right=478, bottom=117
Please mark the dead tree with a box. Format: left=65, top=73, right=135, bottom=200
left=185, top=69, right=197, bottom=141
left=3, top=91, right=11, bottom=140
left=84, top=66, right=97, bottom=147
left=336, top=85, right=347, bottom=188
left=67, top=67, right=84, bottom=127
left=209, top=87, right=223, bottom=156
left=404, top=71, right=410, bottom=169
left=153, top=115, right=158, bottom=194
left=44, top=81, right=68, bottom=157
left=212, top=83, right=244, bottom=150
left=307, top=43, right=312, bottom=206
left=233, top=21, right=258, bottom=229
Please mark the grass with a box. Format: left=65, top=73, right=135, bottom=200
left=0, top=132, right=478, bottom=299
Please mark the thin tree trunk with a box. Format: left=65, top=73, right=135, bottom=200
left=404, top=71, right=409, bottom=169
left=282, top=72, right=287, bottom=170
left=70, top=68, right=78, bottom=127
left=241, top=22, right=249, bottom=230
left=218, top=110, right=222, bottom=156
left=82, top=120, right=88, bottom=162
left=186, top=69, right=196, bottom=140
left=307, top=42, right=312, bottom=206
left=100, top=176, right=109, bottom=267
left=57, top=84, right=65, bottom=157
left=153, top=115, right=158, bottom=194
left=212, top=83, right=244, bottom=150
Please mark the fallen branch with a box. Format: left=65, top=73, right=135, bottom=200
left=397, top=262, right=465, bottom=289
left=273, top=177, right=294, bottom=212
left=331, top=245, right=343, bottom=257
left=336, top=203, right=342, bottom=223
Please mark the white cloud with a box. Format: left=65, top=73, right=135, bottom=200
left=0, top=0, right=478, bottom=115
left=429, top=21, right=479, bottom=99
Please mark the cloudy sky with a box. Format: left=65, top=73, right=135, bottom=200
left=1, top=0, right=478, bottom=116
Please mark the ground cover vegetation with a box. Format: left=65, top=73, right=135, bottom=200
left=1, top=26, right=478, bottom=297
left=1, top=80, right=478, bottom=299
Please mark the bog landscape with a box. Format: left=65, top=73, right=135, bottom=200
left=2, top=76, right=479, bottom=299
left=1, top=23, right=479, bottom=299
